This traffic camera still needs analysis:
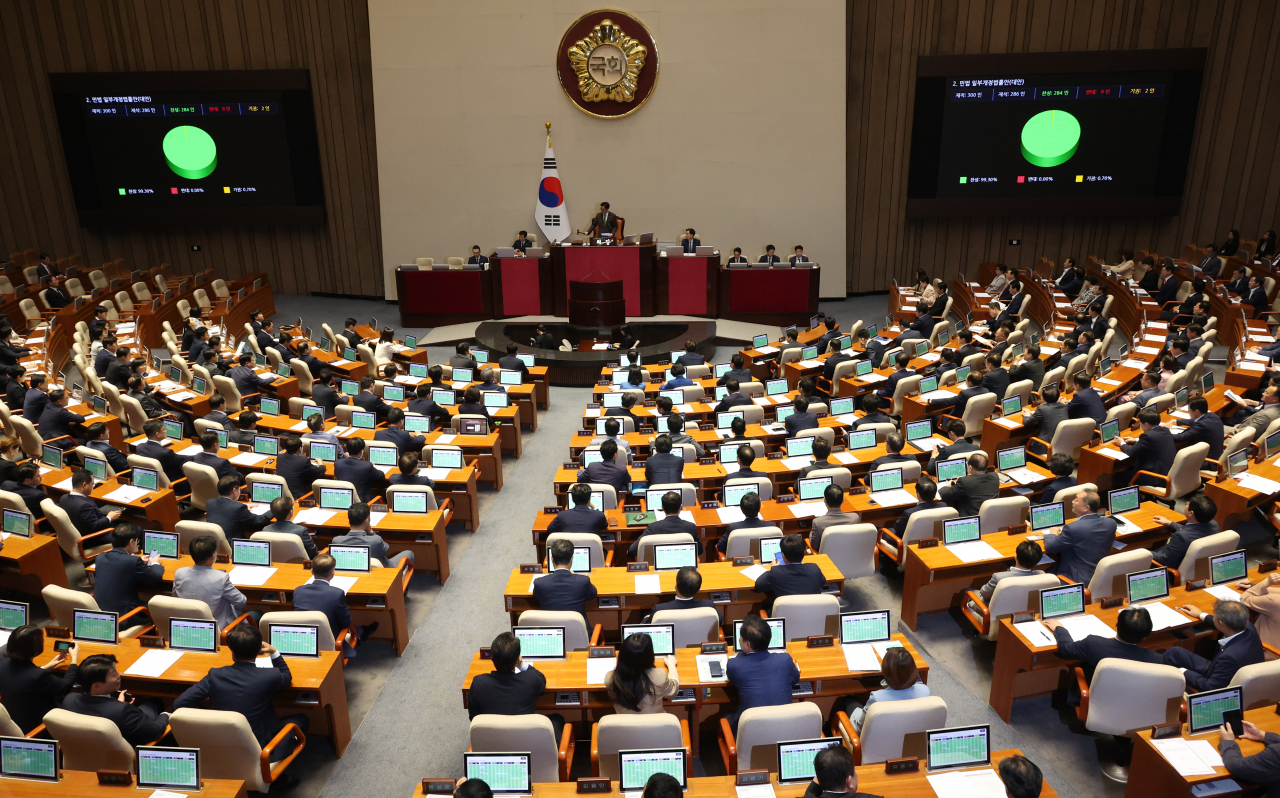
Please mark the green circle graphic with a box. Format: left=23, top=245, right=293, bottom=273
left=163, top=125, right=218, bottom=179
left=1020, top=110, right=1080, bottom=168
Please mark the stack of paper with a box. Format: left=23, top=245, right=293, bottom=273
left=867, top=489, right=916, bottom=507
left=634, top=575, right=662, bottom=594
left=1002, top=468, right=1041, bottom=485
left=921, top=389, right=956, bottom=402
left=917, top=352, right=941, bottom=362
left=125, top=649, right=185, bottom=677
left=1057, top=614, right=1116, bottom=641
left=782, top=456, right=815, bottom=470
left=842, top=643, right=879, bottom=672
left=584, top=408, right=601, bottom=417
left=168, top=390, right=197, bottom=402
left=947, top=540, right=1002, bottom=564
left=1136, top=601, right=1193, bottom=631
left=227, top=566, right=277, bottom=586
left=1204, top=584, right=1241, bottom=601
left=307, top=575, right=359, bottom=594
left=1096, top=377, right=1123, bottom=387
left=367, top=511, right=388, bottom=527
left=676, top=404, right=695, bottom=414
left=831, top=451, right=859, bottom=465
left=1039, top=345, right=1060, bottom=355
left=738, top=564, right=767, bottom=580
left=293, top=507, right=336, bottom=525
left=753, top=397, right=772, bottom=406
left=1240, top=362, right=1267, bottom=371
left=992, top=417, right=1022, bottom=429
left=435, top=434, right=457, bottom=444
left=798, top=359, right=823, bottom=369
left=926, top=769, right=1008, bottom=798
left=1013, top=620, right=1056, bottom=647
left=586, top=657, right=616, bottom=685
left=1121, top=359, right=1150, bottom=369
left=105, top=485, right=152, bottom=503
left=1096, top=448, right=1129, bottom=460
left=230, top=452, right=270, bottom=466
left=174, top=444, right=203, bottom=457
left=873, top=640, right=903, bottom=657
left=1238, top=473, right=1280, bottom=494
left=717, top=506, right=746, bottom=524
left=1115, top=515, right=1144, bottom=536
left=789, top=501, right=828, bottom=518
left=860, top=373, right=888, bottom=383
left=756, top=345, right=779, bottom=354
left=1150, top=738, right=1219, bottom=776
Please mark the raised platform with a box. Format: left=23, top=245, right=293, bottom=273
left=472, top=320, right=717, bottom=386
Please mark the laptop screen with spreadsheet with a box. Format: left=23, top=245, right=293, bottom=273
left=0, top=601, right=28, bottom=630
left=1188, top=687, right=1243, bottom=735
left=1039, top=584, right=1085, bottom=620
left=839, top=610, right=891, bottom=644
left=1108, top=486, right=1140, bottom=515
left=942, top=516, right=980, bottom=545
left=997, top=447, right=1026, bottom=471
left=1210, top=550, right=1248, bottom=585
left=776, top=738, right=844, bottom=784
left=143, top=530, right=179, bottom=559
left=869, top=468, right=903, bottom=493
left=724, top=483, right=755, bottom=507
left=926, top=725, right=990, bottom=771
left=320, top=487, right=354, bottom=509
left=270, top=623, right=320, bottom=657
left=330, top=544, right=371, bottom=572
left=0, top=737, right=58, bottom=781
left=512, top=626, right=565, bottom=659
left=391, top=491, right=428, bottom=514
left=73, top=609, right=118, bottom=644
left=619, top=748, right=688, bottom=793
left=232, top=539, right=271, bottom=566
left=259, top=396, right=280, bottom=416
left=463, top=753, right=532, bottom=795
left=1029, top=502, right=1064, bottom=531
left=830, top=396, right=854, bottom=415
left=250, top=482, right=283, bottom=505
left=847, top=429, right=876, bottom=450
left=653, top=543, right=697, bottom=571
left=732, top=618, right=785, bottom=651
left=620, top=624, right=675, bottom=656
left=717, top=411, right=744, bottom=429
left=766, top=379, right=789, bottom=396
left=785, top=437, right=814, bottom=457
left=798, top=476, right=832, bottom=501
left=168, top=618, right=218, bottom=653
left=1126, top=567, right=1170, bottom=603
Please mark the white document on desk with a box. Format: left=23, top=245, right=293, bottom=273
left=1039, top=345, right=1060, bottom=355
left=422, top=468, right=453, bottom=480
left=52, top=477, right=75, bottom=492
left=228, top=566, right=277, bottom=586
left=867, top=489, right=916, bottom=508
left=1095, top=377, right=1123, bottom=387
left=790, top=501, right=828, bottom=519
left=1246, top=351, right=1271, bottom=362
left=1150, top=739, right=1217, bottom=776
left=926, top=768, right=1008, bottom=798
left=1143, top=334, right=1166, bottom=343
left=1115, top=515, right=1144, bottom=536
left=174, top=445, right=203, bottom=457
left=947, top=540, right=1002, bottom=564
left=293, top=508, right=336, bottom=526
left=634, top=575, right=662, bottom=594
left=696, top=653, right=729, bottom=682
left=434, top=434, right=457, bottom=444
left=104, top=485, right=152, bottom=503
left=125, top=649, right=185, bottom=678
left=738, top=564, right=767, bottom=581
left=677, top=404, right=694, bottom=414
left=756, top=346, right=779, bottom=354
left=1187, top=739, right=1225, bottom=769
left=920, top=389, right=956, bottom=402
left=753, top=397, right=772, bottom=406
left=167, top=391, right=197, bottom=402
left=1057, top=614, right=1117, bottom=641
left=584, top=409, right=601, bottom=417
left=1121, top=359, right=1150, bottom=369
left=1204, top=584, right=1241, bottom=602
left=860, top=373, right=888, bottom=383
left=782, top=456, right=815, bottom=470
left=918, top=352, right=941, bottom=362
left=1253, top=334, right=1278, bottom=343
left=991, top=417, right=1021, bottom=429
left=1096, top=447, right=1129, bottom=460
left=230, top=452, right=270, bottom=466
left=717, top=507, right=745, bottom=524
left=1238, top=473, right=1280, bottom=494
left=290, top=420, right=309, bottom=431
left=735, top=784, right=777, bottom=798
left=832, top=451, right=859, bottom=464
left=1240, top=362, right=1268, bottom=371
left=367, top=511, right=388, bottom=528
left=585, top=657, right=616, bottom=685
left=1136, top=601, right=1193, bottom=631
left=306, top=575, right=359, bottom=594
left=842, top=643, right=879, bottom=672
left=1003, top=468, right=1041, bottom=485
left=1013, top=621, right=1056, bottom=648
left=1135, top=346, right=1162, bottom=355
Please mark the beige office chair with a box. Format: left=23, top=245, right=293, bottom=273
left=211, top=278, right=231, bottom=298
left=251, top=531, right=310, bottom=563
left=42, top=497, right=112, bottom=574
left=739, top=381, right=764, bottom=398
left=953, top=393, right=998, bottom=438
left=546, top=533, right=609, bottom=568
left=1139, top=442, right=1209, bottom=506
left=593, top=715, right=689, bottom=779
left=470, top=714, right=573, bottom=782
left=132, top=281, right=153, bottom=303
left=213, top=374, right=255, bottom=412
left=1004, top=379, right=1033, bottom=410
left=1074, top=660, right=1184, bottom=753
left=888, top=375, right=922, bottom=417
left=719, top=702, right=823, bottom=773
left=169, top=707, right=306, bottom=793
left=9, top=416, right=44, bottom=457
left=177, top=520, right=232, bottom=557
left=518, top=610, right=600, bottom=651
left=635, top=533, right=697, bottom=564
left=817, top=523, right=878, bottom=582
left=837, top=696, right=948, bottom=765
left=41, top=584, right=152, bottom=637
left=1105, top=401, right=1138, bottom=431
left=1028, top=418, right=1096, bottom=464
left=963, top=573, right=1063, bottom=640
left=650, top=607, right=722, bottom=648
left=879, top=507, right=957, bottom=566
left=1087, top=549, right=1155, bottom=600
left=147, top=595, right=248, bottom=639
left=795, top=426, right=836, bottom=448
left=1229, top=659, right=1280, bottom=710
left=772, top=594, right=841, bottom=640
left=860, top=422, right=898, bottom=443
left=719, top=526, right=785, bottom=559
left=289, top=397, right=317, bottom=416
left=182, top=461, right=221, bottom=512
left=1057, top=482, right=1097, bottom=512
left=42, top=709, right=140, bottom=772
left=1172, top=530, right=1241, bottom=583
left=977, top=496, right=1029, bottom=535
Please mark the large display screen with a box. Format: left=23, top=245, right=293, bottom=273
left=907, top=49, right=1205, bottom=217
left=50, top=71, right=325, bottom=226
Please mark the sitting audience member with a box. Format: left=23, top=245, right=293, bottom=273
left=869, top=431, right=915, bottom=471
left=206, top=476, right=272, bottom=541
left=59, top=467, right=121, bottom=536
left=1164, top=600, right=1264, bottom=691
left=63, top=654, right=169, bottom=746
left=332, top=502, right=414, bottom=569
left=645, top=566, right=721, bottom=623
left=174, top=535, right=251, bottom=630
left=1047, top=605, right=1162, bottom=702
left=845, top=647, right=931, bottom=733
left=1038, top=452, right=1077, bottom=504
left=939, top=452, right=999, bottom=516
left=753, top=533, right=825, bottom=606
left=997, top=756, right=1044, bottom=798
left=604, top=632, right=680, bottom=714
left=719, top=492, right=773, bottom=553
left=1043, top=490, right=1116, bottom=585
left=803, top=732, right=881, bottom=798
left=1151, top=496, right=1219, bottom=568
left=892, top=477, right=948, bottom=539
left=1237, top=571, right=1280, bottom=654
left=92, top=523, right=163, bottom=626
left=968, top=540, right=1043, bottom=613
left=467, top=631, right=562, bottom=739
left=293, top=552, right=376, bottom=656
left=262, top=497, right=319, bottom=560
left=630, top=491, right=699, bottom=558
left=725, top=614, right=801, bottom=731
left=532, top=539, right=597, bottom=619
left=809, top=485, right=860, bottom=550
left=547, top=483, right=608, bottom=534
left=0, top=626, right=80, bottom=734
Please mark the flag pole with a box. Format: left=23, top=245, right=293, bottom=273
left=546, top=121, right=551, bottom=146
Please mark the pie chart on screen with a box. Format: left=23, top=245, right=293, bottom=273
left=163, top=125, right=218, bottom=179
left=1020, top=110, right=1080, bottom=168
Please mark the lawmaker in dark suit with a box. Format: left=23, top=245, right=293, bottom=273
left=589, top=203, right=619, bottom=238
left=1009, top=346, right=1046, bottom=390
left=354, top=380, right=391, bottom=419
left=892, top=478, right=948, bottom=537
left=94, top=344, right=116, bottom=377
left=498, top=343, right=531, bottom=381
left=1153, top=264, right=1180, bottom=306
left=994, top=282, right=1026, bottom=325
left=758, top=246, right=781, bottom=264
left=717, top=354, right=752, bottom=387
left=714, top=380, right=753, bottom=412
left=63, top=654, right=169, bottom=746
left=277, top=437, right=326, bottom=498
left=467, top=246, right=489, bottom=267
left=374, top=408, right=426, bottom=455
left=1217, top=722, right=1280, bottom=796
left=1, top=463, right=46, bottom=519
left=629, top=491, right=701, bottom=558
left=645, top=566, right=722, bottom=623
left=0, top=626, right=81, bottom=733
left=784, top=397, right=819, bottom=437
left=930, top=371, right=989, bottom=419
left=291, top=552, right=366, bottom=654
left=1152, top=496, right=1221, bottom=568
left=938, top=452, right=1000, bottom=517
left=981, top=354, right=1011, bottom=402
left=1047, top=605, right=1164, bottom=702
left=37, top=389, right=84, bottom=441
left=1245, top=275, right=1270, bottom=318
left=1172, top=396, right=1225, bottom=461
left=1117, top=409, right=1176, bottom=488
left=547, top=484, right=608, bottom=534
left=174, top=623, right=308, bottom=765
left=311, top=368, right=345, bottom=419
left=60, top=469, right=121, bottom=536
left=892, top=310, right=934, bottom=345
left=205, top=477, right=272, bottom=541
left=753, top=534, right=825, bottom=605
left=92, top=524, right=163, bottom=624
left=388, top=452, right=435, bottom=489
left=1164, top=600, right=1265, bottom=691
left=1044, top=490, right=1117, bottom=584
left=191, top=432, right=243, bottom=485
left=581, top=439, right=631, bottom=498
left=1058, top=262, right=1084, bottom=295
left=466, top=631, right=564, bottom=740
left=21, top=381, right=47, bottom=420
left=1066, top=372, right=1106, bottom=428
left=1024, top=385, right=1070, bottom=456
left=644, top=435, right=685, bottom=486
left=802, top=745, right=885, bottom=798
left=789, top=246, right=810, bottom=266
left=533, top=540, right=598, bottom=619
left=228, top=354, right=275, bottom=403
left=334, top=437, right=387, bottom=503
left=876, top=353, right=915, bottom=399
left=726, top=614, right=801, bottom=728
left=680, top=229, right=701, bottom=253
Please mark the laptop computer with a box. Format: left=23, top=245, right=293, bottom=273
left=0, top=600, right=28, bottom=631
left=391, top=490, right=429, bottom=513
left=1039, top=583, right=1086, bottom=621
left=269, top=623, right=321, bottom=657
left=143, top=530, right=180, bottom=559
left=512, top=626, right=566, bottom=659
left=941, top=516, right=981, bottom=546
left=330, top=543, right=372, bottom=573
left=319, top=486, right=355, bottom=510
left=232, top=539, right=271, bottom=567
left=797, top=475, right=833, bottom=501
left=839, top=609, right=891, bottom=645
left=925, top=725, right=991, bottom=772
left=1209, top=549, right=1248, bottom=586
left=1, top=508, right=32, bottom=538
left=72, top=608, right=118, bottom=645
left=618, top=749, right=687, bottom=795
left=732, top=618, right=785, bottom=651
left=619, top=624, right=676, bottom=655
left=463, top=753, right=532, bottom=796
left=1028, top=502, right=1064, bottom=532
left=776, top=738, right=845, bottom=784
left=0, top=737, right=59, bottom=782
left=935, top=457, right=967, bottom=483
left=653, top=543, right=697, bottom=571
left=1126, top=567, right=1170, bottom=603
left=1186, top=686, right=1244, bottom=736
left=168, top=618, right=219, bottom=653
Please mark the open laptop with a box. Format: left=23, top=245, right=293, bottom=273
left=512, top=626, right=566, bottom=659
left=905, top=419, right=934, bottom=450
left=1209, top=549, right=1248, bottom=586
left=1, top=508, right=32, bottom=538
left=308, top=441, right=338, bottom=463
left=829, top=396, right=855, bottom=416
left=1107, top=486, right=1143, bottom=533
left=0, top=600, right=29, bottom=631
left=143, top=530, right=180, bottom=559
left=941, top=516, right=981, bottom=546
left=935, top=457, right=967, bottom=484
left=1028, top=502, right=1064, bottom=533
left=545, top=546, right=590, bottom=573
left=232, top=539, right=271, bottom=567
left=0, top=736, right=59, bottom=782
left=1126, top=567, right=1170, bottom=604
left=732, top=618, right=785, bottom=651
left=774, top=405, right=796, bottom=425
left=866, top=467, right=907, bottom=505
left=716, top=410, right=744, bottom=430
left=653, top=542, right=697, bottom=571
left=330, top=543, right=372, bottom=573
left=1099, top=419, right=1120, bottom=444
left=618, top=749, right=687, bottom=795
left=319, top=486, right=355, bottom=510
left=797, top=475, right=833, bottom=501
left=168, top=618, right=219, bottom=653
left=620, top=624, right=675, bottom=655
left=1039, top=583, right=1086, bottom=621
left=756, top=535, right=783, bottom=564
left=269, top=623, right=321, bottom=657
left=250, top=482, right=283, bottom=506
left=776, top=738, right=845, bottom=784
left=925, top=725, right=991, bottom=772
left=839, top=609, right=891, bottom=646
left=72, top=608, right=118, bottom=645
left=1186, top=686, right=1244, bottom=736
left=463, top=753, right=531, bottom=796
left=723, top=482, right=756, bottom=508
left=391, top=490, right=429, bottom=514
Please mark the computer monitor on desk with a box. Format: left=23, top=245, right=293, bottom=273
left=463, top=753, right=531, bottom=796
left=925, top=725, right=991, bottom=772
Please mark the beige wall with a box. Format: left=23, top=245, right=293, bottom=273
left=369, top=0, right=847, bottom=299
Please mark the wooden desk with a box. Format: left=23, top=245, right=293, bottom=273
left=0, top=532, right=68, bottom=593
left=1128, top=704, right=1277, bottom=798
left=33, top=637, right=353, bottom=756
left=7, top=769, right=246, bottom=797
left=899, top=502, right=1183, bottom=631
left=300, top=506, right=453, bottom=589
left=39, top=466, right=181, bottom=531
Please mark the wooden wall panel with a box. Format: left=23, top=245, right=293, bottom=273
left=847, top=0, right=1280, bottom=293
left=0, top=0, right=381, bottom=297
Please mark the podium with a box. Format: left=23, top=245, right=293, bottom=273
left=568, top=280, right=625, bottom=328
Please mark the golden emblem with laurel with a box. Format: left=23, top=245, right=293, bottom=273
left=566, top=19, right=647, bottom=103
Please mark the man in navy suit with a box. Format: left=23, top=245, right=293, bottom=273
left=723, top=441, right=764, bottom=479
left=374, top=408, right=426, bottom=455
left=930, top=370, right=989, bottom=419
left=981, top=352, right=1011, bottom=402
left=726, top=614, right=801, bottom=730
left=1164, top=600, right=1265, bottom=691
left=1058, top=258, right=1084, bottom=295
left=876, top=352, right=915, bottom=399
left=498, top=343, right=531, bottom=381
left=21, top=374, right=46, bottom=420
left=85, top=422, right=129, bottom=475
left=1224, top=265, right=1250, bottom=296
left=228, top=353, right=275, bottom=404
left=630, top=491, right=699, bottom=557
left=334, top=437, right=387, bottom=503
left=59, top=468, right=121, bottom=536
left=174, top=623, right=308, bottom=781
left=893, top=478, right=949, bottom=538
left=1171, top=338, right=1194, bottom=370
left=717, top=354, right=752, bottom=386
left=869, top=431, right=916, bottom=471
left=1066, top=372, right=1106, bottom=429
left=645, top=566, right=721, bottom=623
left=1172, top=396, right=1225, bottom=460
left=262, top=497, right=318, bottom=560
left=753, top=534, right=826, bottom=607
left=1153, top=262, right=1180, bottom=307
left=277, top=436, right=326, bottom=498
left=927, top=418, right=979, bottom=474
left=758, top=245, right=781, bottom=264
left=1151, top=496, right=1220, bottom=568
left=675, top=340, right=705, bottom=366
left=606, top=392, right=645, bottom=433
left=719, top=492, right=774, bottom=552
left=63, top=655, right=170, bottom=746
left=187, top=326, right=210, bottom=365
left=353, top=375, right=391, bottom=419
left=994, top=280, right=1026, bottom=325
left=853, top=393, right=894, bottom=429
left=939, top=452, right=1000, bottom=516
left=1038, top=452, right=1078, bottom=504
left=407, top=382, right=451, bottom=430
left=1120, top=370, right=1164, bottom=411
left=892, top=308, right=935, bottom=347
left=1117, top=409, right=1176, bottom=488
left=784, top=396, right=820, bottom=436
left=1044, top=490, right=1117, bottom=584
left=1046, top=605, right=1163, bottom=703
left=295, top=341, right=326, bottom=377
left=714, top=379, right=753, bottom=412
left=293, top=552, right=376, bottom=656
left=138, top=419, right=190, bottom=490
left=582, top=439, right=631, bottom=499
left=92, top=523, right=163, bottom=625
left=310, top=367, right=345, bottom=420
left=821, top=338, right=855, bottom=384
left=38, top=388, right=84, bottom=442
left=192, top=431, right=243, bottom=486
left=644, top=434, right=685, bottom=486
left=532, top=539, right=598, bottom=619
left=332, top=503, right=414, bottom=568
left=94, top=336, right=118, bottom=377
left=789, top=245, right=810, bottom=266
left=205, top=477, right=272, bottom=542
left=467, top=245, right=489, bottom=267
left=1246, top=274, right=1270, bottom=318
left=547, top=483, right=607, bottom=534
left=1, top=463, right=46, bottom=519
left=388, top=452, right=435, bottom=488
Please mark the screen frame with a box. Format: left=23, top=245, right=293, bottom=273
left=268, top=622, right=322, bottom=658
left=924, top=724, right=992, bottom=772
left=135, top=746, right=201, bottom=791
left=0, top=736, right=60, bottom=782
left=617, top=748, right=688, bottom=793
left=775, top=738, right=844, bottom=785
left=462, top=752, right=533, bottom=796
left=1186, top=685, right=1244, bottom=735
left=511, top=625, right=567, bottom=660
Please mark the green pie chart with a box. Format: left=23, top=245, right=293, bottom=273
left=1020, top=110, right=1080, bottom=168
left=162, top=125, right=217, bottom=179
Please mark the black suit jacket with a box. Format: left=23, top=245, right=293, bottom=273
left=22, top=388, right=46, bottom=420
left=531, top=568, right=598, bottom=618
left=546, top=504, right=607, bottom=534
left=1170, top=621, right=1266, bottom=692
left=1154, top=275, right=1180, bottom=306
left=497, top=355, right=530, bottom=381
left=173, top=656, right=294, bottom=747
left=1052, top=627, right=1163, bottom=682
left=1119, top=426, right=1176, bottom=487
left=205, top=497, right=271, bottom=541
left=62, top=692, right=167, bottom=746
left=892, top=499, right=949, bottom=537
left=374, top=427, right=426, bottom=455
left=939, top=472, right=1001, bottom=516
left=681, top=238, right=701, bottom=253
left=228, top=365, right=273, bottom=400
left=277, top=452, right=326, bottom=498
left=312, top=382, right=343, bottom=419
left=354, top=390, right=390, bottom=418
left=59, top=492, right=111, bottom=536
left=92, top=547, right=164, bottom=615
left=37, top=404, right=84, bottom=441
left=1067, top=388, right=1106, bottom=428
left=995, top=293, right=1026, bottom=324
left=467, top=667, right=547, bottom=718
left=192, top=451, right=241, bottom=485
left=583, top=459, right=631, bottom=497
left=291, top=580, right=352, bottom=637
left=644, top=452, right=685, bottom=486
left=714, top=392, right=752, bottom=413
left=0, top=658, right=79, bottom=733
left=630, top=514, right=700, bottom=557
left=784, top=412, right=819, bottom=436
left=926, top=441, right=979, bottom=474
left=0, top=480, right=45, bottom=519
left=103, top=358, right=132, bottom=390
left=935, top=385, right=990, bottom=419
left=753, top=562, right=826, bottom=598
left=982, top=367, right=1011, bottom=402
left=84, top=439, right=127, bottom=474
left=1172, top=412, right=1225, bottom=460
left=334, top=457, right=386, bottom=503
left=1010, top=358, right=1046, bottom=390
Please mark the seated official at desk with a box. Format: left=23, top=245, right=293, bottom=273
left=533, top=539, right=597, bottom=619
left=60, top=467, right=122, bottom=536
left=1151, top=496, right=1219, bottom=568
left=63, top=654, right=170, bottom=746
left=1, top=462, right=44, bottom=518
left=930, top=369, right=989, bottom=418
left=549, top=483, right=607, bottom=534
left=789, top=245, right=809, bottom=266
left=939, top=452, right=999, bottom=517
left=809, top=485, right=860, bottom=550
left=606, top=392, right=644, bottom=433
left=714, top=379, right=751, bottom=412
left=512, top=230, right=533, bottom=254
left=192, top=431, right=244, bottom=485
left=853, top=394, right=893, bottom=430
left=1039, top=452, right=1077, bottom=504
left=894, top=477, right=948, bottom=537
left=1025, top=387, right=1069, bottom=459
left=1165, top=599, right=1265, bottom=691
left=589, top=201, right=618, bottom=239
left=876, top=352, right=915, bottom=399
left=726, top=614, right=801, bottom=730
left=532, top=323, right=558, bottom=350
left=869, top=431, right=915, bottom=471
left=1237, top=572, right=1280, bottom=653
left=1066, top=371, right=1106, bottom=429
left=596, top=418, right=633, bottom=465
left=1115, top=409, right=1176, bottom=488
left=606, top=633, right=680, bottom=714
left=758, top=245, right=781, bottom=265
left=663, top=413, right=705, bottom=458
left=645, top=566, right=722, bottom=623
left=175, top=534, right=251, bottom=629
left=263, top=497, right=319, bottom=560
left=278, top=435, right=327, bottom=498
left=675, top=339, right=704, bottom=367
left=717, top=353, right=752, bottom=386
left=467, top=245, right=488, bottom=267
left=1043, top=490, right=1116, bottom=584
left=804, top=744, right=884, bottom=798
left=389, top=452, right=435, bottom=488
left=645, top=434, right=684, bottom=486
left=798, top=437, right=839, bottom=480
left=719, top=492, right=773, bottom=552
left=469, top=631, right=562, bottom=739
left=206, top=476, right=273, bottom=542
left=93, top=523, right=163, bottom=627
left=753, top=533, right=825, bottom=604
left=294, top=552, right=376, bottom=656
left=335, top=437, right=389, bottom=502
left=0, top=626, right=80, bottom=734
left=333, top=502, right=415, bottom=569
left=724, top=440, right=763, bottom=479
left=680, top=228, right=701, bottom=253
left=662, top=362, right=694, bottom=390
left=968, top=540, right=1043, bottom=614
left=726, top=247, right=748, bottom=265
left=1217, top=716, right=1280, bottom=791
left=631, top=491, right=699, bottom=558
left=927, top=418, right=979, bottom=475
left=841, top=647, right=930, bottom=733
left=1048, top=605, right=1162, bottom=704
left=785, top=397, right=819, bottom=437
left=581, top=438, right=630, bottom=498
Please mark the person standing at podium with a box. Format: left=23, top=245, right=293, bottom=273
left=589, top=202, right=618, bottom=239
left=467, top=246, right=488, bottom=267
left=513, top=231, right=531, bottom=254
left=759, top=245, right=780, bottom=265
left=727, top=248, right=748, bottom=265
left=681, top=229, right=700, bottom=253
left=789, top=246, right=809, bottom=265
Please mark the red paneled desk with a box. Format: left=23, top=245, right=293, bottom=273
left=657, top=254, right=719, bottom=316
left=491, top=255, right=555, bottom=317
left=396, top=266, right=494, bottom=326
left=718, top=265, right=821, bottom=325
left=552, top=243, right=657, bottom=317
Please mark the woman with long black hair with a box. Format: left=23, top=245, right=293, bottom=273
left=604, top=633, right=680, bottom=713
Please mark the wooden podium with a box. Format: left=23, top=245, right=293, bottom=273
left=568, top=280, right=625, bottom=328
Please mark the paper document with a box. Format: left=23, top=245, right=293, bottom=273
left=1187, top=739, right=1224, bottom=769
left=859, top=373, right=888, bottom=383
left=789, top=501, right=828, bottom=519
left=1137, top=601, right=1192, bottom=631
left=146, top=790, right=190, bottom=798
left=1115, top=515, right=1144, bottom=536
left=585, top=656, right=616, bottom=685
left=591, top=343, right=610, bottom=351
left=124, top=649, right=184, bottom=678
left=1095, top=377, right=1123, bottom=387
left=1240, top=362, right=1267, bottom=371
left=872, top=640, right=903, bottom=657
left=1254, top=334, right=1278, bottom=343
left=947, top=540, right=1002, bottom=564
left=367, top=511, right=388, bottom=528
left=717, top=506, right=746, bottom=524
left=230, top=452, right=270, bottom=466
left=918, top=352, right=942, bottom=362
left=52, top=477, right=75, bottom=492
left=992, top=417, right=1022, bottom=429
left=752, top=397, right=772, bottom=406
left=678, top=510, right=695, bottom=524
left=434, top=434, right=457, bottom=444
left=1143, top=334, right=1166, bottom=343
left=290, top=420, right=309, bottom=431
left=868, top=489, right=916, bottom=507
left=1121, top=359, right=1150, bottom=369
left=842, top=643, right=879, bottom=672
left=695, top=653, right=728, bottom=681
left=167, top=391, right=197, bottom=402
left=227, top=566, right=277, bottom=586
left=255, top=656, right=275, bottom=669
left=584, top=409, right=601, bottom=417
left=1204, top=584, right=1241, bottom=601
left=1151, top=739, right=1217, bottom=776
left=735, top=783, right=777, bottom=798
left=1225, top=389, right=1245, bottom=403
left=1171, top=410, right=1192, bottom=420
left=1039, top=345, right=1060, bottom=355
left=1246, top=351, right=1271, bottom=362
left=782, top=456, right=815, bottom=470
left=1002, top=468, right=1041, bottom=485
left=1238, top=473, right=1280, bottom=494
left=1148, top=321, right=1169, bottom=329
left=1014, top=621, right=1056, bottom=648
left=293, top=507, right=336, bottom=526
left=105, top=485, right=152, bottom=503
left=307, top=575, right=359, bottom=594
left=796, top=359, right=822, bottom=369
left=634, top=574, right=662, bottom=594
left=738, top=564, right=767, bottom=581
left=1096, top=447, right=1129, bottom=460
left=756, top=346, right=779, bottom=354
left=920, top=389, right=955, bottom=402
left=926, top=768, right=1008, bottom=798
left=175, top=445, right=203, bottom=457
left=676, top=404, right=694, bottom=414
left=1135, top=346, right=1162, bottom=355
left=832, top=451, right=859, bottom=465
left=1058, top=613, right=1116, bottom=641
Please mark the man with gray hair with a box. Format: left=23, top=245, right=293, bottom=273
left=1165, top=599, right=1265, bottom=691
